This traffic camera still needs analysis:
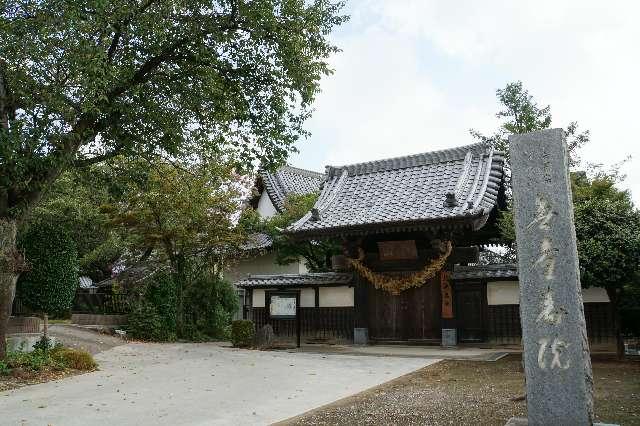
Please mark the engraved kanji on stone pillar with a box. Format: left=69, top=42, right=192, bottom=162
left=509, top=129, right=594, bottom=426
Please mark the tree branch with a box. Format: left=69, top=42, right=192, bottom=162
left=0, top=61, right=15, bottom=130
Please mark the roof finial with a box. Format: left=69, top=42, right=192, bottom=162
left=443, top=192, right=459, bottom=207
left=310, top=208, right=321, bottom=221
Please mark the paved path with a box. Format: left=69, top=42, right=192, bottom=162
left=49, top=324, right=126, bottom=354
left=0, top=342, right=438, bottom=425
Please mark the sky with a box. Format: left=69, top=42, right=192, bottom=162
left=289, top=0, right=640, bottom=205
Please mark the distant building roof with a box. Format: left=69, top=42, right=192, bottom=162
left=78, top=276, right=94, bottom=289
left=240, top=232, right=273, bottom=251
left=261, top=165, right=325, bottom=212
left=235, top=272, right=353, bottom=288
left=451, top=263, right=518, bottom=280
left=287, top=144, right=505, bottom=238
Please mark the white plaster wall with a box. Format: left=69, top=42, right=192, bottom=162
left=487, top=280, right=610, bottom=305
left=253, top=289, right=266, bottom=308
left=256, top=191, right=278, bottom=218
left=300, top=288, right=315, bottom=307
left=582, top=286, right=610, bottom=303
left=252, top=287, right=316, bottom=308
left=319, top=286, right=354, bottom=307
left=225, top=252, right=301, bottom=283
left=487, top=281, right=520, bottom=305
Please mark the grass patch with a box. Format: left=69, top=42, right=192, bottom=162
left=1, top=345, right=98, bottom=391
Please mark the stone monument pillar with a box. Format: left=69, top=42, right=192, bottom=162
left=509, top=129, right=594, bottom=425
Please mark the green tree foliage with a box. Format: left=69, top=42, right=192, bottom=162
left=471, top=81, right=589, bottom=176
left=104, top=158, right=246, bottom=272
left=240, top=192, right=340, bottom=271
left=127, top=272, right=177, bottom=342
left=26, top=172, right=122, bottom=282
left=103, top=158, right=245, bottom=339
left=128, top=266, right=239, bottom=342
left=17, top=222, right=79, bottom=314
left=0, top=0, right=347, bottom=358
left=573, top=178, right=640, bottom=357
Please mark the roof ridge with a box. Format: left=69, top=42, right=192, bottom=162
left=325, top=143, right=490, bottom=177
left=281, top=165, right=325, bottom=178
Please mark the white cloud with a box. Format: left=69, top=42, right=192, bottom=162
left=291, top=0, right=640, bottom=204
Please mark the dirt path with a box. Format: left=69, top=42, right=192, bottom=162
left=281, top=354, right=640, bottom=426
left=49, top=324, right=126, bottom=354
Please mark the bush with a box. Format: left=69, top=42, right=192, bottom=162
left=127, top=267, right=238, bottom=342
left=52, top=348, right=97, bottom=370
left=5, top=349, right=65, bottom=372
left=0, top=360, right=9, bottom=375
left=1, top=346, right=97, bottom=374
left=127, top=272, right=177, bottom=342
left=231, top=320, right=255, bottom=348
left=180, top=272, right=239, bottom=341
left=17, top=221, right=79, bottom=314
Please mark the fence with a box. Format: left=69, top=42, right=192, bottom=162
left=487, top=302, right=615, bottom=345
left=72, top=292, right=130, bottom=315
left=249, top=307, right=354, bottom=342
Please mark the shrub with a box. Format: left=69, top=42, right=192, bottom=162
left=231, top=320, right=255, bottom=348
left=53, top=348, right=97, bottom=370
left=127, top=272, right=177, bottom=342
left=5, top=349, right=65, bottom=372
left=17, top=221, right=79, bottom=315
left=32, top=336, right=54, bottom=352
left=180, top=272, right=239, bottom=341
left=0, top=360, right=9, bottom=375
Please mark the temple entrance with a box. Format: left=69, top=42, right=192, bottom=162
left=367, top=277, right=441, bottom=343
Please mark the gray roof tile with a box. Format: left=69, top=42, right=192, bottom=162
left=240, top=233, right=273, bottom=251
left=261, top=166, right=325, bottom=212
left=287, top=143, right=505, bottom=237
left=236, top=272, right=353, bottom=288
left=451, top=264, right=518, bottom=280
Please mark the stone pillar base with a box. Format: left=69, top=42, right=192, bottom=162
left=441, top=328, right=457, bottom=347
left=353, top=328, right=368, bottom=345
left=506, top=417, right=618, bottom=426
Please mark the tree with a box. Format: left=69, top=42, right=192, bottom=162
left=471, top=81, right=589, bottom=180
left=0, top=0, right=347, bottom=357
left=27, top=171, right=123, bottom=282
left=240, top=192, right=340, bottom=271
left=17, top=222, right=79, bottom=342
left=104, top=158, right=246, bottom=336
left=573, top=176, right=640, bottom=359
left=474, top=81, right=589, bottom=259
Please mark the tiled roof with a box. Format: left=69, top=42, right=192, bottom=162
left=240, top=233, right=273, bottom=251
left=287, top=144, right=505, bottom=238
left=451, top=264, right=518, bottom=280
left=236, top=272, right=353, bottom=288
left=261, top=165, right=325, bottom=212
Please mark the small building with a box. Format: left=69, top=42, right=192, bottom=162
left=236, top=144, right=614, bottom=346
left=224, top=165, right=326, bottom=318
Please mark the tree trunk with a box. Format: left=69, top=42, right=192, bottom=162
left=0, top=219, right=20, bottom=359
left=42, top=312, right=49, bottom=342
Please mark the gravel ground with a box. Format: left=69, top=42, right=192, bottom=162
left=280, top=354, right=640, bottom=426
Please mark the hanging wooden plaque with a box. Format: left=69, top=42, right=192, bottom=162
left=377, top=240, right=418, bottom=261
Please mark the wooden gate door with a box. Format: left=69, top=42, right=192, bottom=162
left=455, top=284, right=486, bottom=342
left=368, top=277, right=441, bottom=341
left=404, top=277, right=441, bottom=341
left=368, top=288, right=405, bottom=341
